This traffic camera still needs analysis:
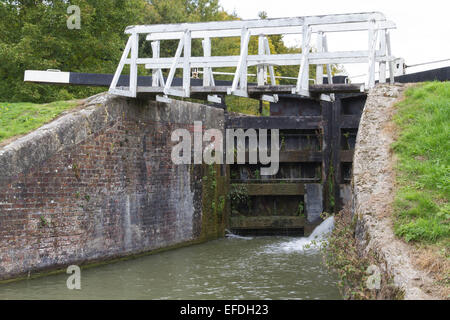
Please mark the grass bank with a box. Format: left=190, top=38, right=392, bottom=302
left=0, top=100, right=79, bottom=144
left=391, top=82, right=449, bottom=245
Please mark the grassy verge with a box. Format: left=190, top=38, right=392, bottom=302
left=391, top=82, right=450, bottom=245
left=0, top=100, right=79, bottom=144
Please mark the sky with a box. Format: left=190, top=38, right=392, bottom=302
left=220, top=0, right=450, bottom=81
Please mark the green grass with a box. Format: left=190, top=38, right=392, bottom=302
left=392, top=82, right=450, bottom=244
left=0, top=101, right=79, bottom=143
left=225, top=96, right=270, bottom=116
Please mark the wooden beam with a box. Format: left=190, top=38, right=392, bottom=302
left=226, top=116, right=323, bottom=130
left=279, top=151, right=323, bottom=162
left=243, top=183, right=305, bottom=196
left=144, top=20, right=395, bottom=40
left=127, top=12, right=388, bottom=34
left=230, top=216, right=306, bottom=229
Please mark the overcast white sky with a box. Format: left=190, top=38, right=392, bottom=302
left=220, top=0, right=450, bottom=80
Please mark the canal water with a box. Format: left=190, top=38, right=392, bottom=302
left=0, top=218, right=341, bottom=300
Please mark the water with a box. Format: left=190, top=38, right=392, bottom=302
left=0, top=218, right=341, bottom=300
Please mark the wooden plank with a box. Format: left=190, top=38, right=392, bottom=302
left=141, top=51, right=391, bottom=69
left=379, top=29, right=387, bottom=84
left=242, top=183, right=305, bottom=196
left=235, top=151, right=323, bottom=163
left=126, top=12, right=387, bottom=34
left=144, top=20, right=395, bottom=40
left=129, top=32, right=139, bottom=97
left=279, top=151, right=323, bottom=162
left=294, top=24, right=311, bottom=95
left=368, top=20, right=377, bottom=88
left=257, top=36, right=265, bottom=86
left=226, top=116, right=323, bottom=130
left=316, top=32, right=324, bottom=85
left=24, top=71, right=365, bottom=95
left=164, top=37, right=185, bottom=96
left=230, top=216, right=306, bottom=229
left=183, top=30, right=192, bottom=97
left=138, top=83, right=364, bottom=95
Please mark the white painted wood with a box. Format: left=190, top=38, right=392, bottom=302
left=109, top=37, right=132, bottom=94
left=151, top=41, right=162, bottom=86
left=386, top=31, right=395, bottom=84
left=183, top=30, right=192, bottom=97
left=129, top=32, right=139, bottom=97
left=144, top=20, right=395, bottom=41
left=24, top=70, right=70, bottom=83
left=263, top=37, right=276, bottom=85
left=230, top=28, right=250, bottom=94
left=109, top=88, right=136, bottom=98
left=128, top=12, right=386, bottom=34
left=164, top=37, right=185, bottom=96
left=379, top=30, right=387, bottom=83
left=207, top=95, right=222, bottom=104
left=261, top=94, right=279, bottom=103
left=156, top=95, right=172, bottom=103
left=227, top=89, right=248, bottom=98
left=295, top=25, right=312, bottom=95
left=165, top=88, right=186, bottom=97
left=202, top=37, right=214, bottom=86
left=319, top=94, right=332, bottom=102
left=141, top=51, right=392, bottom=69
left=106, top=12, right=396, bottom=99
left=367, top=19, right=378, bottom=88
left=240, top=28, right=249, bottom=91
left=316, top=32, right=324, bottom=85
left=323, top=35, right=334, bottom=101
left=257, top=36, right=265, bottom=86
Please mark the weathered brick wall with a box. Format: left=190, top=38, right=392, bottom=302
left=0, top=93, right=228, bottom=280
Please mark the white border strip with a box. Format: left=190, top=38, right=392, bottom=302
left=24, top=70, right=70, bottom=84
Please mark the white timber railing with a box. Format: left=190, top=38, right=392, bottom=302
left=109, top=12, right=396, bottom=103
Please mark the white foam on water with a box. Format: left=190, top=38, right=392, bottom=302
left=225, top=229, right=254, bottom=240
left=264, top=217, right=335, bottom=254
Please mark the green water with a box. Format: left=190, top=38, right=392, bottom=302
left=0, top=236, right=341, bottom=300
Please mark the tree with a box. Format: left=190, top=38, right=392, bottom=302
left=0, top=1, right=333, bottom=104
left=0, top=0, right=231, bottom=103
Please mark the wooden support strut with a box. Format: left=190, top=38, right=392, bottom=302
left=202, top=37, right=220, bottom=103
left=105, top=13, right=397, bottom=100
left=293, top=24, right=312, bottom=96
left=368, top=18, right=378, bottom=88
left=151, top=41, right=165, bottom=87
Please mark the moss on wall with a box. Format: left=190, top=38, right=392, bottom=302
left=200, top=163, right=230, bottom=241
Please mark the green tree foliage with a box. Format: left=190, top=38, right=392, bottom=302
left=0, top=1, right=333, bottom=106
left=0, top=0, right=230, bottom=102
left=0, top=0, right=153, bottom=102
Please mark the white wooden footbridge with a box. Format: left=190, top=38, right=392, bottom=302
left=25, top=12, right=398, bottom=103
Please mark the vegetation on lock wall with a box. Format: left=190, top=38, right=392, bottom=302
left=201, top=164, right=229, bottom=240
left=324, top=206, right=404, bottom=300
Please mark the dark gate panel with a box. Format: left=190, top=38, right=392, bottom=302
left=225, top=92, right=367, bottom=236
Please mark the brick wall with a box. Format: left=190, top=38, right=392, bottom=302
left=0, top=93, right=228, bottom=280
